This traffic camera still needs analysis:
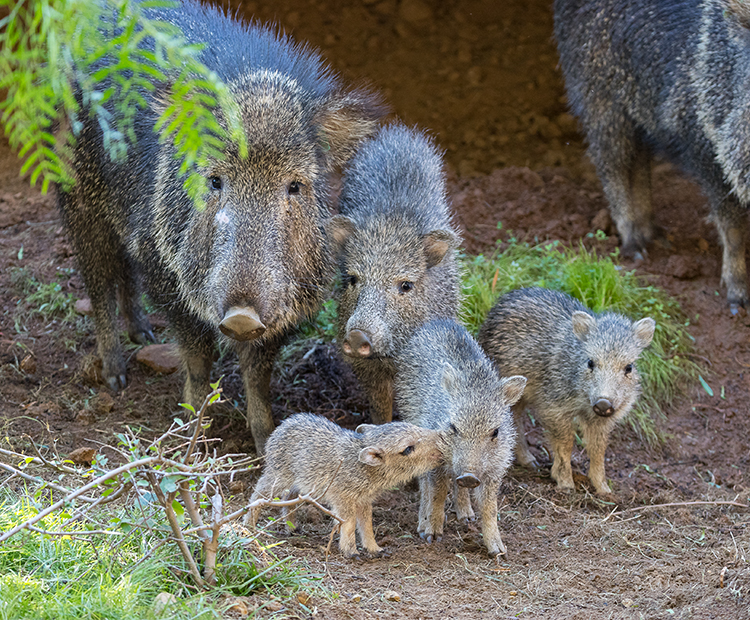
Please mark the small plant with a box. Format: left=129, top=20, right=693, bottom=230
left=460, top=230, right=701, bottom=444
left=10, top=267, right=78, bottom=324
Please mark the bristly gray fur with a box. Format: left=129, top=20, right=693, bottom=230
left=478, top=287, right=655, bottom=495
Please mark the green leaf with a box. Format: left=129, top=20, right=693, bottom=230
left=160, top=476, right=178, bottom=495
left=698, top=375, right=714, bottom=397
left=171, top=498, right=184, bottom=516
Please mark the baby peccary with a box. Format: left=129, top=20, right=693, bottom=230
left=247, top=413, right=444, bottom=558
left=396, top=319, right=526, bottom=557
left=478, top=288, right=655, bottom=495
left=330, top=124, right=462, bottom=425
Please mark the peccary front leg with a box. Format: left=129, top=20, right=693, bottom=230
left=333, top=504, right=359, bottom=558
left=548, top=428, right=575, bottom=492
left=475, top=479, right=506, bottom=557
left=179, top=331, right=215, bottom=414
left=513, top=406, right=539, bottom=468
left=353, top=360, right=394, bottom=424
left=117, top=263, right=154, bottom=346
left=594, top=126, right=654, bottom=260
left=419, top=467, right=450, bottom=543
left=583, top=421, right=614, bottom=495
left=356, top=502, right=384, bottom=555
left=453, top=483, right=475, bottom=523
left=711, top=194, right=748, bottom=309
left=238, top=337, right=283, bottom=456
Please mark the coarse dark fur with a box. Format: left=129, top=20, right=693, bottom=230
left=57, top=0, right=383, bottom=455
left=329, top=124, right=462, bottom=424
left=395, top=319, right=526, bottom=557
left=246, top=413, right=445, bottom=558
left=554, top=0, right=750, bottom=310
left=478, top=288, right=655, bottom=495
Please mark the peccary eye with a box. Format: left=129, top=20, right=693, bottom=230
left=210, top=176, right=222, bottom=190
left=398, top=281, right=414, bottom=293
left=624, top=364, right=633, bottom=375
left=288, top=181, right=303, bottom=195
left=400, top=445, right=415, bottom=456
left=491, top=428, right=499, bottom=439
left=345, top=274, right=358, bottom=287
left=587, top=359, right=595, bottom=370
left=449, top=423, right=458, bottom=435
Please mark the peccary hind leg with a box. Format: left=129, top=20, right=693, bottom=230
left=513, top=406, right=539, bottom=468
left=711, top=194, right=748, bottom=310
left=356, top=502, right=384, bottom=555
left=548, top=430, right=575, bottom=492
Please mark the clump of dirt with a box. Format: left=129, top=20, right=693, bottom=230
left=1, top=0, right=749, bottom=617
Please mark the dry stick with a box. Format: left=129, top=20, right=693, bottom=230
left=612, top=499, right=748, bottom=517
left=183, top=388, right=221, bottom=465
left=0, top=461, right=97, bottom=502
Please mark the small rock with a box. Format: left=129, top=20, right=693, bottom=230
left=68, top=447, right=97, bottom=464
left=383, top=590, right=401, bottom=602
left=75, top=298, right=93, bottom=315
left=153, top=592, right=178, bottom=615
left=136, top=344, right=180, bottom=374
left=698, top=238, right=710, bottom=252
left=91, top=392, right=115, bottom=415
left=20, top=354, right=36, bottom=374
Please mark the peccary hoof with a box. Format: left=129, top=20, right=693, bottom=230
left=420, top=532, right=442, bottom=544
left=219, top=306, right=266, bottom=341
left=106, top=374, right=127, bottom=391
left=455, top=473, right=481, bottom=488
left=592, top=398, right=615, bottom=417
left=342, top=329, right=372, bottom=358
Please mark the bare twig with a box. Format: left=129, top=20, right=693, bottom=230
left=610, top=499, right=748, bottom=517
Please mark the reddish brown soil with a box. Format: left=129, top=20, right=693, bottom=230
left=1, top=0, right=749, bottom=618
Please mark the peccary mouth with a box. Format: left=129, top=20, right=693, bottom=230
left=592, top=398, right=616, bottom=417
left=219, top=306, right=267, bottom=341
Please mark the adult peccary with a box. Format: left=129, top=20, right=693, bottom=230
left=329, top=124, right=462, bottom=424
left=395, top=318, right=526, bottom=557
left=478, top=288, right=655, bottom=495
left=58, top=0, right=383, bottom=454
left=246, top=413, right=444, bottom=558
left=554, top=0, right=750, bottom=313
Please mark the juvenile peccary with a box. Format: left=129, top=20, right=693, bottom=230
left=329, top=125, right=462, bottom=424
left=246, top=413, right=444, bottom=558
left=58, top=0, right=383, bottom=454
left=555, top=0, right=750, bottom=313
left=395, top=319, right=526, bottom=557
left=478, top=288, right=655, bottom=496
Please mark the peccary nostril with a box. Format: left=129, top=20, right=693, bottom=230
left=456, top=473, right=481, bottom=488
left=593, top=398, right=615, bottom=417
left=219, top=306, right=266, bottom=341
left=344, top=329, right=372, bottom=358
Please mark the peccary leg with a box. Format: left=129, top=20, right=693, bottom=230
left=353, top=361, right=394, bottom=424
left=178, top=327, right=215, bottom=413
left=453, top=483, right=475, bottom=524
left=356, top=502, right=383, bottom=555
left=237, top=337, right=283, bottom=456
left=583, top=421, right=613, bottom=495
left=246, top=474, right=276, bottom=527
left=594, top=126, right=654, bottom=259
left=475, top=480, right=506, bottom=557
left=117, top=260, right=154, bottom=345
left=513, top=406, right=539, bottom=468
left=420, top=467, right=450, bottom=543
left=548, top=429, right=575, bottom=491
left=333, top=504, right=359, bottom=557
left=711, top=194, right=748, bottom=308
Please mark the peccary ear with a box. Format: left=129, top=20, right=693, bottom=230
left=355, top=423, right=377, bottom=434
left=327, top=215, right=356, bottom=256
left=423, top=229, right=457, bottom=268
left=315, top=88, right=386, bottom=169
left=359, top=446, right=385, bottom=467
left=725, top=0, right=750, bottom=30
left=441, top=362, right=458, bottom=394
left=571, top=311, right=596, bottom=342
left=632, top=317, right=656, bottom=349
left=500, top=375, right=527, bottom=407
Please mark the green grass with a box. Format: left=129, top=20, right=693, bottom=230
left=459, top=231, right=701, bottom=444
left=10, top=267, right=78, bottom=324
left=0, top=488, right=318, bottom=619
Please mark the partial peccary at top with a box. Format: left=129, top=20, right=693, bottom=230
left=329, top=124, right=462, bottom=424
left=396, top=319, right=526, bottom=557
left=478, top=288, right=655, bottom=495
left=555, top=0, right=750, bottom=313
left=246, top=413, right=444, bottom=558
left=57, top=0, right=384, bottom=455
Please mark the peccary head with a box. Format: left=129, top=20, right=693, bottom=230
left=440, top=365, right=526, bottom=484
left=147, top=71, right=383, bottom=345
left=329, top=125, right=461, bottom=359
left=571, top=312, right=655, bottom=417
left=355, top=421, right=446, bottom=483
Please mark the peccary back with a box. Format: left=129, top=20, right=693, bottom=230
left=396, top=318, right=526, bottom=557
left=329, top=125, right=462, bottom=424
left=58, top=0, right=383, bottom=455
left=478, top=287, right=655, bottom=495
left=554, top=0, right=750, bottom=310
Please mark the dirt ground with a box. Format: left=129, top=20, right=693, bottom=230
left=1, top=0, right=749, bottom=618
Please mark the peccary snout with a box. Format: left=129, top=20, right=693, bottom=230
left=219, top=306, right=267, bottom=341
left=455, top=473, right=481, bottom=488
left=343, top=329, right=373, bottom=358
left=592, top=398, right=615, bottom=417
